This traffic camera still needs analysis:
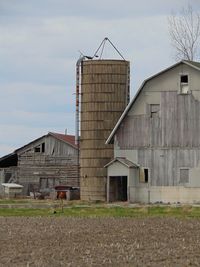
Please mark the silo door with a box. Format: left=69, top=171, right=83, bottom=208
left=109, top=176, right=127, bottom=202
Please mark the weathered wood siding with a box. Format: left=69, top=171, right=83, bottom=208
left=114, top=63, right=200, bottom=188
left=137, top=148, right=200, bottom=186
left=17, top=136, right=78, bottom=194
left=117, top=92, right=200, bottom=148
left=116, top=92, right=200, bottom=186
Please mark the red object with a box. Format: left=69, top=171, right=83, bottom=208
left=57, top=191, right=66, bottom=199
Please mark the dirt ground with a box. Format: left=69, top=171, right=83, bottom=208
left=0, top=217, right=200, bottom=267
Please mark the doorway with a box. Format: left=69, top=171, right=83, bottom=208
left=109, top=176, right=127, bottom=202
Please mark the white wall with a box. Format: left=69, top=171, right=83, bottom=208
left=130, top=186, right=200, bottom=204
left=128, top=64, right=200, bottom=116
left=107, top=161, right=129, bottom=177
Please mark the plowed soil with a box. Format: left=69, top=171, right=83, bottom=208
left=0, top=217, right=200, bottom=267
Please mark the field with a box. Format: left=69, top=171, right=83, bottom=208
left=1, top=203, right=200, bottom=266
left=1, top=216, right=200, bottom=266
left=0, top=204, right=200, bottom=267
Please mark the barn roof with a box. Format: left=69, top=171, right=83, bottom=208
left=14, top=132, right=78, bottom=153
left=2, top=183, right=23, bottom=188
left=104, top=157, right=139, bottom=168
left=106, top=60, right=200, bottom=144
left=0, top=152, right=18, bottom=167
left=48, top=132, right=77, bottom=149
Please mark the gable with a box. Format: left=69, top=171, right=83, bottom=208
left=129, top=63, right=200, bottom=116
left=15, top=133, right=77, bottom=157
left=106, top=60, right=200, bottom=144
left=106, top=161, right=130, bottom=177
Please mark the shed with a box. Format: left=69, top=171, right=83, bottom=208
left=2, top=183, right=23, bottom=198
left=0, top=132, right=79, bottom=196
left=105, top=158, right=139, bottom=202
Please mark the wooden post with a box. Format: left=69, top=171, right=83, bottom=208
left=107, top=176, right=110, bottom=203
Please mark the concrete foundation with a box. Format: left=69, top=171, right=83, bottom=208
left=130, top=186, right=200, bottom=204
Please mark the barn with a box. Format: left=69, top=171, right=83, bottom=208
left=0, top=132, right=79, bottom=196
left=106, top=60, right=200, bottom=204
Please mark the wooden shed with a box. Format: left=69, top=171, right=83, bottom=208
left=0, top=132, right=79, bottom=196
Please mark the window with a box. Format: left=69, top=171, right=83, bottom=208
left=181, top=75, right=188, bottom=83
left=179, top=169, right=189, bottom=183
left=139, top=168, right=149, bottom=183
left=150, top=104, right=160, bottom=118
left=42, top=143, right=45, bottom=153
left=144, top=169, right=149, bottom=183
left=180, top=74, right=189, bottom=94
left=34, top=146, right=40, bottom=153
left=34, top=143, right=45, bottom=153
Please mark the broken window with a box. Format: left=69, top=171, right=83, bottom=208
left=150, top=104, right=160, bottom=118
left=34, top=146, right=40, bottom=153
left=180, top=74, right=189, bottom=94
left=179, top=169, right=189, bottom=183
left=139, top=168, right=149, bottom=183
left=34, top=143, right=45, bottom=153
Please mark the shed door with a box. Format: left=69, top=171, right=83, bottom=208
left=109, top=176, right=127, bottom=202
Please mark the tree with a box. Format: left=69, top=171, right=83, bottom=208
left=168, top=4, right=200, bottom=61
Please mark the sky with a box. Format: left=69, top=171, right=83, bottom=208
left=0, top=0, right=200, bottom=157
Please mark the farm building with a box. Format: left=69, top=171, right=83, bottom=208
left=78, top=59, right=130, bottom=201
left=106, top=60, right=200, bottom=204
left=0, top=132, right=79, bottom=196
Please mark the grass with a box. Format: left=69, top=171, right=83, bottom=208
left=1, top=205, right=200, bottom=218
left=0, top=199, right=31, bottom=204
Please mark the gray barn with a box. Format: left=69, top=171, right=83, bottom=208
left=106, top=60, right=200, bottom=204
left=0, top=132, right=79, bottom=196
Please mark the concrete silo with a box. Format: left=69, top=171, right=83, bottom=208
left=78, top=59, right=130, bottom=201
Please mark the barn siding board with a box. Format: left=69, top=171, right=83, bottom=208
left=118, top=90, right=200, bottom=187
left=136, top=148, right=200, bottom=187
left=117, top=92, right=200, bottom=149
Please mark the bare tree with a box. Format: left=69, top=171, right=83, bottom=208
left=168, top=4, right=200, bottom=61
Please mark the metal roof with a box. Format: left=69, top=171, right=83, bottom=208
left=15, top=132, right=78, bottom=153
left=184, top=60, right=200, bottom=70
left=104, top=157, right=139, bottom=168
left=0, top=152, right=18, bottom=168
left=2, top=183, right=23, bottom=188
left=106, top=60, right=200, bottom=144
left=48, top=132, right=77, bottom=149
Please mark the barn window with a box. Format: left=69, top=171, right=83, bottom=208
left=144, top=169, right=149, bottom=183
left=150, top=104, right=160, bottom=118
left=180, top=74, right=189, bottom=94
left=34, top=146, right=40, bottom=153
left=140, top=168, right=149, bottom=183
left=179, top=169, right=189, bottom=183
left=34, top=143, right=45, bottom=153
left=42, top=143, right=45, bottom=153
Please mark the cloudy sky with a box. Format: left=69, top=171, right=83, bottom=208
left=0, top=0, right=200, bottom=157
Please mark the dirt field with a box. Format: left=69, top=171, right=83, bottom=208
left=0, top=217, right=200, bottom=267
